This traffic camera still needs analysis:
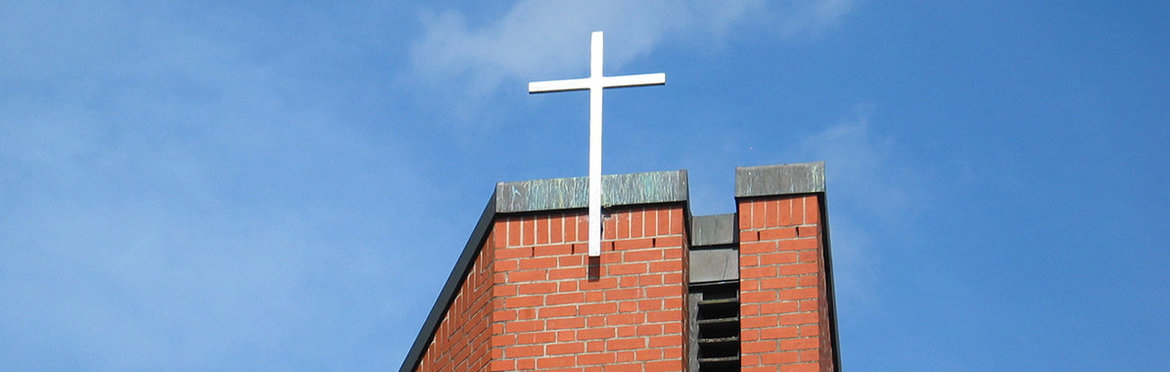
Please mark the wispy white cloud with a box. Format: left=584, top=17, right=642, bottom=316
left=407, top=0, right=853, bottom=106
left=799, top=105, right=925, bottom=223
left=0, top=2, right=431, bottom=369
left=790, top=106, right=928, bottom=307
left=773, top=0, right=854, bottom=38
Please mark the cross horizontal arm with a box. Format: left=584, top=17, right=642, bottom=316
left=600, top=73, right=666, bottom=89
left=529, top=78, right=591, bottom=93
left=529, top=72, right=666, bottom=94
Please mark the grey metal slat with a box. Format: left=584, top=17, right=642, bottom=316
left=697, top=336, right=739, bottom=344
left=697, top=316, right=739, bottom=325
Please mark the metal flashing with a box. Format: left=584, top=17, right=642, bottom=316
left=690, top=214, right=737, bottom=247
left=817, top=192, right=843, bottom=371
left=735, top=161, right=825, bottom=198
left=495, top=170, right=688, bottom=213
left=689, top=247, right=739, bottom=283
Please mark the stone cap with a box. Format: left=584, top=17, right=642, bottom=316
left=735, top=161, right=825, bottom=198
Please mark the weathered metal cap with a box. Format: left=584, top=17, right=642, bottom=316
left=735, top=161, right=825, bottom=198
left=495, top=170, right=688, bottom=213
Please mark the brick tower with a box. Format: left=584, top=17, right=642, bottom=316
left=400, top=161, right=839, bottom=371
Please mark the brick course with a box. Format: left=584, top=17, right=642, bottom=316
left=491, top=205, right=689, bottom=371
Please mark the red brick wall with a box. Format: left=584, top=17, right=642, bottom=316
left=417, top=232, right=497, bottom=371
left=489, top=205, right=690, bottom=371
left=737, top=194, right=833, bottom=371
left=414, top=192, right=838, bottom=371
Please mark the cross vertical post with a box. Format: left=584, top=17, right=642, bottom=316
left=588, top=32, right=604, bottom=259
left=528, top=31, right=666, bottom=257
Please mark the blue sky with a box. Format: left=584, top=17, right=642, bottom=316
left=2, top=1, right=1167, bottom=370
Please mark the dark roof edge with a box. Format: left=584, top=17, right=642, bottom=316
left=818, top=190, right=843, bottom=371
left=398, top=191, right=497, bottom=372
left=735, top=161, right=825, bottom=197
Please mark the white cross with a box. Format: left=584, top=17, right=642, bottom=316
left=528, top=31, right=666, bottom=257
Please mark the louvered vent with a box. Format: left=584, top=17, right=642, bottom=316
left=689, top=281, right=740, bottom=371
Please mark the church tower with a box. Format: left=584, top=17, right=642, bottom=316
left=399, top=161, right=840, bottom=371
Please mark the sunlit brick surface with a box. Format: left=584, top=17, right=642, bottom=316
left=489, top=205, right=689, bottom=371
left=738, top=194, right=834, bottom=371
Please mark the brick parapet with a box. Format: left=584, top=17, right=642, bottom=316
left=737, top=194, right=833, bottom=372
